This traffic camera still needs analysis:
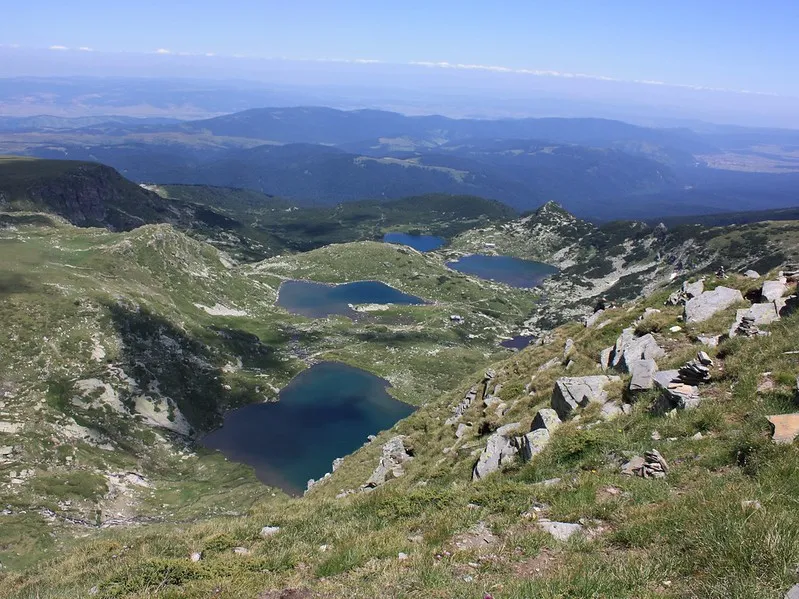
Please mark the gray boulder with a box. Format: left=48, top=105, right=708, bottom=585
left=628, top=359, right=658, bottom=392
left=531, top=408, right=562, bottom=433
left=684, top=286, right=744, bottom=323
left=744, top=270, right=760, bottom=279
left=537, top=518, right=584, bottom=541
left=762, top=279, right=787, bottom=302
left=551, top=375, right=621, bottom=419
left=472, top=423, right=521, bottom=480
left=518, top=429, right=551, bottom=462
left=786, top=583, right=799, bottom=599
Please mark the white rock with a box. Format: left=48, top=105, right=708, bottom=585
left=190, top=551, right=202, bottom=562
left=259, top=526, right=280, bottom=537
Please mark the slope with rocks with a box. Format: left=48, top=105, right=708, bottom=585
left=4, top=263, right=798, bottom=598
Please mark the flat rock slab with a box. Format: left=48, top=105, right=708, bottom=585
left=684, top=286, right=744, bottom=323
left=767, top=413, right=799, bottom=444
left=537, top=519, right=584, bottom=541
left=628, top=359, right=658, bottom=392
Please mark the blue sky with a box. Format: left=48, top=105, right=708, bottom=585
left=2, top=0, right=798, bottom=96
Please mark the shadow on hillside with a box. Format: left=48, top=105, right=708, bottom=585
left=0, top=273, right=35, bottom=297
left=105, top=301, right=285, bottom=432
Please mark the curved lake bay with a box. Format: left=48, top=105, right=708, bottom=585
left=382, top=232, right=446, bottom=252
left=277, top=280, right=426, bottom=318
left=202, top=362, right=415, bottom=495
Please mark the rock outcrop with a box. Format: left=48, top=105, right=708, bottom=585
left=551, top=375, right=621, bottom=419
left=363, top=436, right=413, bottom=489
left=472, top=423, right=521, bottom=480
left=684, top=286, right=744, bottom=323
left=517, top=409, right=562, bottom=462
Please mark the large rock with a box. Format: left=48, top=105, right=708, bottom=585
left=472, top=423, right=521, bottom=480
left=518, top=429, right=551, bottom=462
left=628, top=359, right=658, bottom=392
left=761, top=279, right=787, bottom=302
left=609, top=328, right=665, bottom=371
left=729, top=301, right=782, bottom=337
left=744, top=270, right=760, bottom=279
left=684, top=286, right=744, bottom=323
left=363, top=436, right=413, bottom=488
left=531, top=408, right=562, bottom=433
left=551, top=375, right=621, bottom=419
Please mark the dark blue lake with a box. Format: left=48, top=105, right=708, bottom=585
left=500, top=335, right=535, bottom=351
left=383, top=232, right=446, bottom=252
left=202, top=362, right=415, bottom=495
left=446, top=255, right=558, bottom=288
left=277, top=280, right=425, bottom=318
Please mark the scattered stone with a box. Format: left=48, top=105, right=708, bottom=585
left=651, top=430, right=661, bottom=441
left=691, top=432, right=704, bottom=441
left=233, top=547, right=251, bottom=555
left=628, top=359, right=658, bottom=393
left=472, top=423, right=521, bottom=480
left=451, top=521, right=498, bottom=551
left=762, top=279, right=787, bottom=302
left=537, top=518, right=584, bottom=541
left=450, top=314, right=464, bottom=323
left=455, top=423, right=472, bottom=439
left=785, top=584, right=799, bottom=599
left=741, top=500, right=762, bottom=510
left=551, top=375, right=621, bottom=419
left=621, top=450, right=669, bottom=479
left=397, top=552, right=408, bottom=561
left=363, top=436, right=413, bottom=488
left=744, top=270, right=760, bottom=279
left=684, top=286, right=744, bottom=323
left=89, top=586, right=99, bottom=596
left=767, top=414, right=799, bottom=444
left=260, top=526, right=280, bottom=538
left=533, top=478, right=562, bottom=487
left=669, top=325, right=682, bottom=333
left=563, top=338, right=575, bottom=358
left=190, top=551, right=202, bottom=562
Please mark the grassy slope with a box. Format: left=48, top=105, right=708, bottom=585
left=0, top=216, right=543, bottom=571
left=3, top=269, right=797, bottom=598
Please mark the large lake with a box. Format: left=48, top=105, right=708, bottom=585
left=383, top=232, right=446, bottom=252
left=202, top=362, right=415, bottom=495
left=446, top=255, right=558, bottom=288
left=277, top=280, right=425, bottom=317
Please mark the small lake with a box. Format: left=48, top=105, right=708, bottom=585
left=202, top=362, right=415, bottom=495
left=383, top=232, right=445, bottom=252
left=277, top=280, right=425, bottom=318
left=446, top=255, right=558, bottom=288
left=500, top=335, right=535, bottom=351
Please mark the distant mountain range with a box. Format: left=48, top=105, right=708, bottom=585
left=1, top=106, right=798, bottom=220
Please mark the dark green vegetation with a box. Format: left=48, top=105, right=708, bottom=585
left=5, top=105, right=799, bottom=219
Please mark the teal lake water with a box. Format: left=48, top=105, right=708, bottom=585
left=446, top=254, right=558, bottom=288
left=277, top=280, right=425, bottom=317
left=383, top=232, right=446, bottom=252
left=201, top=362, right=415, bottom=495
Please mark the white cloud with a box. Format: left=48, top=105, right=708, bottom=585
left=78, top=46, right=94, bottom=52
left=154, top=48, right=171, bottom=55
left=408, top=60, right=777, bottom=97
left=49, top=45, right=69, bottom=51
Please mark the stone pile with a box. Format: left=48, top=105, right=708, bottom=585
left=678, top=351, right=713, bottom=385
left=621, top=449, right=669, bottom=479
left=653, top=370, right=701, bottom=411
